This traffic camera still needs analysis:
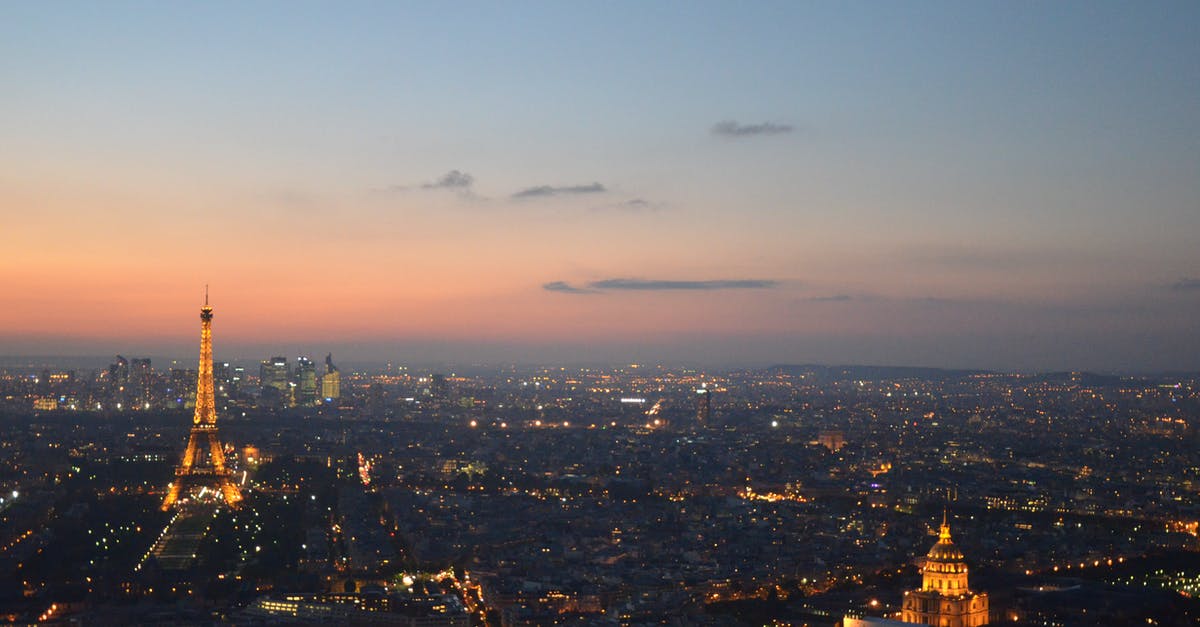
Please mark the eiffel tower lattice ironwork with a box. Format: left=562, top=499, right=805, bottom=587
left=162, top=289, right=242, bottom=510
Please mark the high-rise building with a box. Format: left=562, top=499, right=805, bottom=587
left=696, top=386, right=711, bottom=423
left=295, top=356, right=318, bottom=406
left=108, top=355, right=129, bottom=403
left=901, top=514, right=989, bottom=626
left=130, top=358, right=154, bottom=409
left=431, top=373, right=448, bottom=403
left=214, top=361, right=232, bottom=401
left=260, top=356, right=290, bottom=407
left=162, top=292, right=242, bottom=510
left=322, top=353, right=340, bottom=401
left=169, top=366, right=198, bottom=409
left=231, top=365, right=245, bottom=397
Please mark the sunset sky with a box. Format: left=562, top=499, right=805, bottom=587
left=2, top=2, right=1198, bottom=370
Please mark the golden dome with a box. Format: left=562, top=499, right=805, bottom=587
left=926, top=537, right=965, bottom=562
left=905, top=513, right=988, bottom=625
left=925, top=514, right=965, bottom=562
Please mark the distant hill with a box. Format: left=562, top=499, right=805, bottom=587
left=766, top=364, right=1164, bottom=387
left=768, top=364, right=990, bottom=382
left=1028, top=371, right=1128, bottom=388
left=0, top=355, right=127, bottom=371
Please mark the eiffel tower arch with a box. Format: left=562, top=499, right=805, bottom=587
left=162, top=290, right=243, bottom=510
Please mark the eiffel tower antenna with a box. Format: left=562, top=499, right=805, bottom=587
left=162, top=291, right=242, bottom=510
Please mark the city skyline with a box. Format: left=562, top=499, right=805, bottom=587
left=2, top=2, right=1198, bottom=371
left=3, top=342, right=1198, bottom=624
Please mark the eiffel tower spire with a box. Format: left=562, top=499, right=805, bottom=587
left=162, top=291, right=242, bottom=510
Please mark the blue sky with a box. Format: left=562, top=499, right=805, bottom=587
left=1, top=2, right=1198, bottom=370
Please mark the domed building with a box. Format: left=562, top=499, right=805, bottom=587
left=901, top=513, right=988, bottom=626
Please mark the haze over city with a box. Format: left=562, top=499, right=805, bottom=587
left=2, top=2, right=1198, bottom=371
left=7, top=4, right=1200, bottom=626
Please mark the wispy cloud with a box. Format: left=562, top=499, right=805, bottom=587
left=1171, top=278, right=1200, bottom=291
left=912, top=296, right=965, bottom=306
left=422, top=170, right=474, bottom=190
left=805, top=294, right=853, bottom=302
left=545, top=277, right=779, bottom=294
left=590, top=198, right=662, bottom=213
left=375, top=169, right=476, bottom=195
left=598, top=278, right=777, bottom=291
left=711, top=120, right=793, bottom=138
left=512, top=182, right=606, bottom=199
left=542, top=281, right=597, bottom=294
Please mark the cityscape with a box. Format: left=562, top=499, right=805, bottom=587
left=3, top=2, right=1199, bottom=626
left=1, top=298, right=1199, bottom=624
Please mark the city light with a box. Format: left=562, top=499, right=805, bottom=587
left=1, top=3, right=1194, bottom=605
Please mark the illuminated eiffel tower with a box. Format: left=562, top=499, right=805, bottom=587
left=162, top=289, right=242, bottom=510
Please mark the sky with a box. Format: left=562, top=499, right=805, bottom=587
left=1, top=1, right=1198, bottom=371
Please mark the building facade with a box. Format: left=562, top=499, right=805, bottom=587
left=901, top=515, right=988, bottom=626
left=322, top=353, right=341, bottom=401
left=260, top=356, right=290, bottom=406
left=295, top=356, right=318, bottom=406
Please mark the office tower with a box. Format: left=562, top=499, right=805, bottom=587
left=696, top=386, right=711, bottom=423
left=214, top=361, right=232, bottom=401
left=432, top=373, right=448, bottom=402
left=322, top=353, right=340, bottom=401
left=260, top=356, right=290, bottom=407
left=130, top=358, right=154, bottom=409
left=231, top=365, right=245, bottom=397
left=295, top=356, right=318, bottom=406
left=170, top=366, right=198, bottom=409
left=108, top=355, right=129, bottom=403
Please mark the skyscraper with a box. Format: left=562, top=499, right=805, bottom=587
left=214, top=361, right=231, bottom=393
left=231, top=365, right=245, bottom=397
left=431, top=373, right=448, bottom=403
left=130, top=358, right=154, bottom=409
left=322, top=353, right=340, bottom=401
left=260, top=356, right=290, bottom=407
left=108, top=355, right=129, bottom=404
left=169, top=366, right=198, bottom=409
left=696, top=386, right=711, bottom=423
left=295, top=356, right=317, bottom=406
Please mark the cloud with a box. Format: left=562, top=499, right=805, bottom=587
left=590, top=278, right=778, bottom=291
left=422, top=170, right=474, bottom=190
left=512, top=182, right=606, bottom=199
left=590, top=198, right=662, bottom=213
left=545, top=277, right=779, bottom=295
left=374, top=170, right=475, bottom=195
left=902, top=296, right=973, bottom=308
left=1171, top=278, right=1200, bottom=291
left=805, top=294, right=853, bottom=302
left=711, top=120, right=794, bottom=137
left=542, top=281, right=598, bottom=294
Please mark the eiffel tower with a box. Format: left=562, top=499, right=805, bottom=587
left=162, top=289, right=242, bottom=510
